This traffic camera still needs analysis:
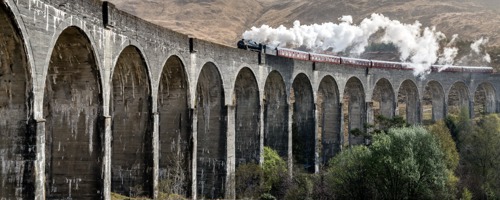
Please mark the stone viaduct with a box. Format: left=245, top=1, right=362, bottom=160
left=1, top=0, right=499, bottom=199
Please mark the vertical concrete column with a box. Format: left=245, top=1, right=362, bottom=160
left=287, top=102, right=293, bottom=177
left=469, top=101, right=475, bottom=119
left=365, top=101, right=374, bottom=144
left=152, top=112, right=159, bottom=199
left=497, top=101, right=500, bottom=113
left=226, top=105, right=236, bottom=199
left=191, top=108, right=198, bottom=199
left=314, top=103, right=320, bottom=173
left=103, top=116, right=112, bottom=200
left=102, top=28, right=113, bottom=200
left=366, top=101, right=374, bottom=125
left=189, top=45, right=198, bottom=199
left=35, top=119, right=46, bottom=200
left=338, top=102, right=344, bottom=150
left=417, top=101, right=422, bottom=124
left=259, top=100, right=265, bottom=165
left=444, top=104, right=448, bottom=119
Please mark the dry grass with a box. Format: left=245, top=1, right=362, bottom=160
left=107, top=0, right=499, bottom=47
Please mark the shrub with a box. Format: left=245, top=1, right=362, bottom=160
left=262, top=147, right=288, bottom=191
left=235, top=163, right=264, bottom=199
left=327, top=145, right=372, bottom=199
left=326, top=126, right=449, bottom=199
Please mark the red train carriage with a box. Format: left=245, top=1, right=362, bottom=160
left=371, top=60, right=404, bottom=70
left=462, top=66, right=494, bottom=73
left=340, top=57, right=372, bottom=67
left=310, top=53, right=341, bottom=64
left=277, top=48, right=310, bottom=61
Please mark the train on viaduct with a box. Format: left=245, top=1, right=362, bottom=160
left=1, top=0, right=499, bottom=199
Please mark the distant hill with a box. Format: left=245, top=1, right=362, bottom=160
left=107, top=0, right=500, bottom=67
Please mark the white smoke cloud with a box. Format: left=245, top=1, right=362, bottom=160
left=471, top=37, right=491, bottom=63
left=437, top=34, right=459, bottom=71
left=456, top=37, right=491, bottom=65
left=242, top=13, right=485, bottom=76
left=471, top=37, right=487, bottom=53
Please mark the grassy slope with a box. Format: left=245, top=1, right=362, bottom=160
left=107, top=0, right=500, bottom=68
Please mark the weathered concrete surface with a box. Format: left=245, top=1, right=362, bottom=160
left=473, top=82, right=496, bottom=117
left=398, top=80, right=420, bottom=124
left=422, top=81, right=445, bottom=124
left=44, top=27, right=102, bottom=199
left=195, top=63, right=226, bottom=199
left=158, top=56, right=191, bottom=197
left=447, top=81, right=470, bottom=115
left=343, top=77, right=366, bottom=146
left=263, top=71, right=289, bottom=159
left=234, top=67, right=260, bottom=166
left=0, top=4, right=34, bottom=199
left=291, top=73, right=315, bottom=173
left=2, top=0, right=500, bottom=199
left=372, top=78, right=395, bottom=118
left=316, top=76, right=341, bottom=166
left=111, top=46, right=152, bottom=197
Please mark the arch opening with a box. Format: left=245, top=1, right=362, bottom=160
left=291, top=74, right=315, bottom=173
left=195, top=63, right=226, bottom=199
left=474, top=82, right=496, bottom=117
left=158, top=56, right=191, bottom=197
left=111, top=46, right=152, bottom=197
left=372, top=78, right=395, bottom=119
left=234, top=68, right=260, bottom=167
left=263, top=71, right=288, bottom=158
left=342, top=77, right=365, bottom=146
left=317, top=76, right=340, bottom=166
left=44, top=27, right=103, bottom=199
left=448, top=82, right=470, bottom=116
left=422, top=81, right=445, bottom=125
left=397, top=80, right=419, bottom=124
left=0, top=5, right=33, bottom=199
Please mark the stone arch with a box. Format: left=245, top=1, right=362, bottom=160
left=397, top=80, right=420, bottom=124
left=0, top=3, right=34, bottom=199
left=447, top=81, right=470, bottom=116
left=43, top=26, right=103, bottom=199
left=195, top=62, right=226, bottom=199
left=234, top=67, right=260, bottom=166
left=317, top=75, right=341, bottom=165
left=422, top=81, right=445, bottom=125
left=263, top=71, right=288, bottom=158
left=372, top=78, right=395, bottom=118
left=342, top=77, right=365, bottom=146
left=158, top=55, right=191, bottom=197
left=111, top=45, right=152, bottom=197
left=291, top=73, right=315, bottom=173
left=474, top=82, right=496, bottom=116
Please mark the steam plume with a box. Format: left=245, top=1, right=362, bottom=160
left=242, top=13, right=489, bottom=76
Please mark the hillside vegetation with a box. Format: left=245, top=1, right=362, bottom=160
left=107, top=0, right=500, bottom=67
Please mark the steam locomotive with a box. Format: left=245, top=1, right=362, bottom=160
left=237, top=39, right=493, bottom=73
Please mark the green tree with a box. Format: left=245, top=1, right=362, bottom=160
left=445, top=107, right=472, bottom=145
left=426, top=120, right=460, bottom=199
left=327, top=126, right=449, bottom=199
left=234, top=163, right=264, bottom=199
left=460, top=114, right=500, bottom=199
left=370, top=115, right=409, bottom=135
left=427, top=120, right=459, bottom=171
left=369, top=127, right=447, bottom=199
left=284, top=172, right=315, bottom=200
left=327, top=145, right=372, bottom=199
left=262, top=147, right=289, bottom=199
